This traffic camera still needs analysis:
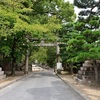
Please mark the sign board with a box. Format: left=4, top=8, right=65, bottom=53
left=57, top=63, right=63, bottom=70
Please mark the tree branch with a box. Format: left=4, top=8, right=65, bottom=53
left=88, top=1, right=100, bottom=18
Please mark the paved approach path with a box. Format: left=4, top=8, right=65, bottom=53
left=0, top=70, right=85, bottom=100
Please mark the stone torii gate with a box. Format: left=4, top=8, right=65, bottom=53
left=25, top=41, right=62, bottom=74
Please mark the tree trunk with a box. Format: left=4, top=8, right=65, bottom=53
left=94, top=60, right=99, bottom=84
left=70, top=63, right=73, bottom=74
left=10, top=36, right=17, bottom=75
left=10, top=60, right=16, bottom=75
left=24, top=50, right=29, bottom=74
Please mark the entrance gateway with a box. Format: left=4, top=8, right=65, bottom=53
left=33, top=42, right=63, bottom=71
left=24, top=40, right=64, bottom=74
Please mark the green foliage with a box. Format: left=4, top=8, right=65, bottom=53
left=74, top=0, right=100, bottom=20
left=74, top=22, right=85, bottom=31
left=30, top=47, right=56, bottom=67
left=59, top=10, right=100, bottom=68
left=0, top=46, right=11, bottom=56
left=0, top=0, right=75, bottom=73
left=30, top=47, right=47, bottom=63
left=46, top=47, right=56, bottom=67
left=65, top=28, right=99, bottom=63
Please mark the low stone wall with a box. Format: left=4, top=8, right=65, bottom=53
left=76, top=60, right=100, bottom=84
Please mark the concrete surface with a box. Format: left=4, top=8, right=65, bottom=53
left=0, top=70, right=85, bottom=100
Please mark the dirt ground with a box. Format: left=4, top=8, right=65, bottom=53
left=59, top=72, right=100, bottom=100
left=0, top=71, right=25, bottom=89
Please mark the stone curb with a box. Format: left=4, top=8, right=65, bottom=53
left=0, top=72, right=33, bottom=90
left=56, top=74, right=90, bottom=100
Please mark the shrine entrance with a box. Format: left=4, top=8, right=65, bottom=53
left=24, top=40, right=63, bottom=74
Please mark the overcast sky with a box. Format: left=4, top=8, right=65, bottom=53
left=64, top=0, right=98, bottom=21
left=65, top=0, right=99, bottom=15
left=65, top=0, right=74, bottom=3
left=64, top=0, right=81, bottom=16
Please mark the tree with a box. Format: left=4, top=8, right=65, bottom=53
left=59, top=23, right=86, bottom=73
left=73, top=0, right=100, bottom=83
left=0, top=0, right=75, bottom=75
left=31, top=0, right=75, bottom=23
left=46, top=47, right=56, bottom=68
left=30, top=47, right=57, bottom=68
left=0, top=0, right=34, bottom=74
left=74, top=0, right=100, bottom=20
left=58, top=1, right=100, bottom=83
left=30, top=47, right=47, bottom=64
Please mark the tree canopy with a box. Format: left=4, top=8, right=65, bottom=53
left=58, top=0, right=100, bottom=74
left=0, top=0, right=75, bottom=74
left=74, top=0, right=100, bottom=20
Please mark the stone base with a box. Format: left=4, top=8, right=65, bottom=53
left=0, top=67, right=6, bottom=80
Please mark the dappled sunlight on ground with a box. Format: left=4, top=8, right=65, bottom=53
left=82, top=87, right=100, bottom=100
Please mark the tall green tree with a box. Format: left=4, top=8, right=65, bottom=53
left=0, top=0, right=75, bottom=75
left=0, top=0, right=34, bottom=74
left=74, top=0, right=100, bottom=20
left=59, top=0, right=100, bottom=82
left=74, top=0, right=100, bottom=83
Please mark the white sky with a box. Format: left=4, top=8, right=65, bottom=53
left=65, top=0, right=99, bottom=16
left=65, top=0, right=74, bottom=3
left=64, top=0, right=81, bottom=16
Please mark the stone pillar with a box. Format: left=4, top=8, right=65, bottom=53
left=0, top=67, right=6, bottom=80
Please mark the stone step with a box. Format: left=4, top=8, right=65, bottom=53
left=0, top=74, right=6, bottom=80
left=32, top=67, right=44, bottom=71
left=0, top=71, right=4, bottom=75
